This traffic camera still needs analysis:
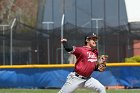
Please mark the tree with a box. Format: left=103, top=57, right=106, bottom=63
left=0, top=0, right=38, bottom=26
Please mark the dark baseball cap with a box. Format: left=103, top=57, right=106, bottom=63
left=85, top=33, right=98, bottom=40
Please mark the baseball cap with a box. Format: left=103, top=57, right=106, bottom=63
left=85, top=33, right=98, bottom=41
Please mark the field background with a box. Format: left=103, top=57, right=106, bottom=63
left=0, top=89, right=140, bottom=93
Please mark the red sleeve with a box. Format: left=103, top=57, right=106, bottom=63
left=70, top=47, right=82, bottom=56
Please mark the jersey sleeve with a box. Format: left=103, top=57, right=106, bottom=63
left=69, top=47, right=82, bottom=56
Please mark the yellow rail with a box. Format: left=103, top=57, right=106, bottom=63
left=107, top=63, right=140, bottom=66
left=0, top=64, right=74, bottom=68
left=0, top=63, right=140, bottom=68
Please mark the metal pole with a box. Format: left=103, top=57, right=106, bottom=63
left=0, top=25, right=9, bottom=65
left=47, top=38, right=50, bottom=64
left=61, top=14, right=65, bottom=64
left=10, top=18, right=16, bottom=65
left=3, top=26, right=5, bottom=65
left=42, top=22, right=54, bottom=25
left=91, top=18, right=103, bottom=55
left=42, top=21, right=54, bottom=64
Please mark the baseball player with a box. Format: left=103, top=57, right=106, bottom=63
left=58, top=33, right=107, bottom=93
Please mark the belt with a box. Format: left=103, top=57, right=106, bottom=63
left=75, top=73, right=90, bottom=79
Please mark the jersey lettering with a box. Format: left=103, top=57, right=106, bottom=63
left=87, top=52, right=97, bottom=62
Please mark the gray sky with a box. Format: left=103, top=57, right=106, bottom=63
left=125, top=0, right=140, bottom=22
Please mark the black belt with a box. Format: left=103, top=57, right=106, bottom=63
left=75, top=73, right=90, bottom=79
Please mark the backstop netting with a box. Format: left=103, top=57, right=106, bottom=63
left=0, top=21, right=139, bottom=65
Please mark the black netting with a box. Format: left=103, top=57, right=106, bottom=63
left=0, top=19, right=139, bottom=65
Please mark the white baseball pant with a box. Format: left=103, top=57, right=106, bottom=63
left=58, top=72, right=106, bottom=93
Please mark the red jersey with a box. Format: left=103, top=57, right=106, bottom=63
left=71, top=46, right=98, bottom=77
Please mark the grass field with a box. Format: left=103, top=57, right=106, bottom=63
left=0, top=89, right=140, bottom=93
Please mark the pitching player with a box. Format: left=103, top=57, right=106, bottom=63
left=58, top=33, right=107, bottom=93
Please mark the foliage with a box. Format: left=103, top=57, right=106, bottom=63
left=125, top=56, right=140, bottom=63
left=0, top=0, right=38, bottom=27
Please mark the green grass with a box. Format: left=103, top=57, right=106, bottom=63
left=0, top=88, right=140, bottom=93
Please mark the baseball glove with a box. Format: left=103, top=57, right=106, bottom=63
left=97, top=55, right=108, bottom=72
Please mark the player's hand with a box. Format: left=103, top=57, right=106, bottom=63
left=97, top=63, right=106, bottom=72
left=61, top=38, right=67, bottom=43
left=99, top=55, right=108, bottom=62
left=97, top=55, right=108, bottom=72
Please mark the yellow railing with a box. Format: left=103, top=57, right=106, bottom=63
left=0, top=64, right=74, bottom=68
left=107, top=63, right=140, bottom=66
left=0, top=63, right=140, bottom=68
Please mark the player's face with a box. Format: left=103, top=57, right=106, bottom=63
left=88, top=39, right=97, bottom=47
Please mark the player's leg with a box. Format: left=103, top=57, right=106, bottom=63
left=84, top=77, right=106, bottom=93
left=58, top=72, right=86, bottom=93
